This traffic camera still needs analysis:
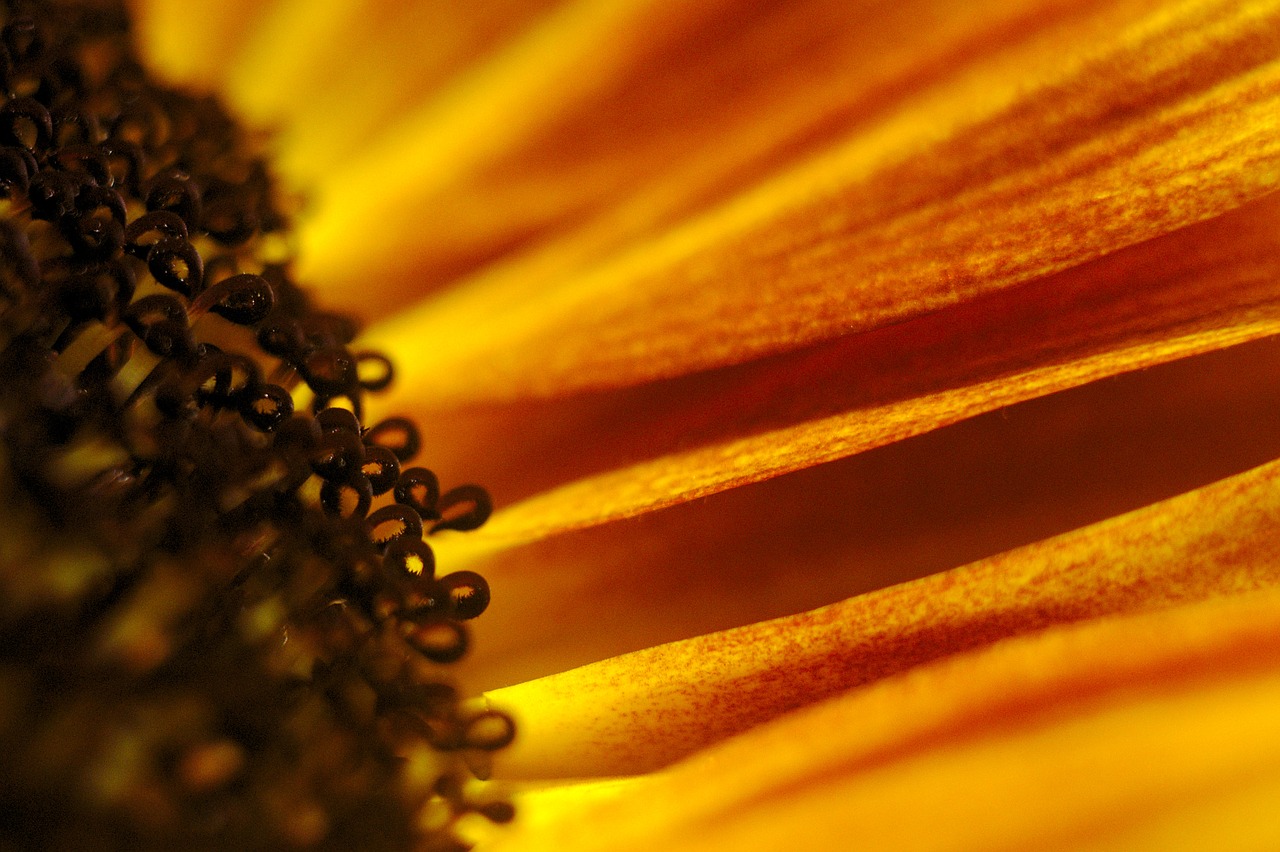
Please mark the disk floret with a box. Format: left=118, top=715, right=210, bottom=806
left=0, top=4, right=510, bottom=849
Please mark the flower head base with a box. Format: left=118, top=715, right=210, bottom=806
left=0, top=3, right=508, bottom=849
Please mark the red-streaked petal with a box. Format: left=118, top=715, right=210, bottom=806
left=368, top=0, right=1280, bottom=403
left=483, top=589, right=1280, bottom=851
left=424, top=194, right=1280, bottom=554
left=461, top=337, right=1280, bottom=691
left=488, top=457, right=1280, bottom=777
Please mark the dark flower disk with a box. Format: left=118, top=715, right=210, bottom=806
left=0, top=2, right=509, bottom=849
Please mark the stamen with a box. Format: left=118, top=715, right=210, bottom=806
left=367, top=503, right=426, bottom=550
left=0, top=4, right=510, bottom=849
left=385, top=538, right=437, bottom=580
left=361, top=444, right=402, bottom=494
left=432, top=484, right=494, bottom=534
left=395, top=465, right=442, bottom=518
left=440, top=570, right=493, bottom=621
left=364, top=415, right=421, bottom=462
left=464, top=709, right=518, bottom=752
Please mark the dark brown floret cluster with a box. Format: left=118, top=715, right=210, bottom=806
left=0, top=3, right=511, bottom=849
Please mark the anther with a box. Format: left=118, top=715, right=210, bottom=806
left=256, top=317, right=304, bottom=359
left=310, top=428, right=366, bottom=481
left=366, top=504, right=424, bottom=550
left=403, top=617, right=469, bottom=665
left=238, top=383, right=293, bottom=432
left=137, top=317, right=193, bottom=359
left=99, top=139, right=144, bottom=192
left=361, top=445, right=401, bottom=495
left=431, top=485, right=493, bottom=534
left=0, top=96, right=51, bottom=153
left=123, top=209, right=188, bottom=258
left=146, top=172, right=203, bottom=228
left=463, top=709, right=516, bottom=751
left=363, top=416, right=421, bottom=462
left=201, top=187, right=258, bottom=245
left=383, top=538, right=436, bottom=581
left=320, top=473, right=373, bottom=520
left=27, top=169, right=79, bottom=221
left=300, top=346, right=356, bottom=396
left=192, top=351, right=262, bottom=408
left=477, top=802, right=517, bottom=824
left=69, top=192, right=130, bottom=270
left=304, top=311, right=359, bottom=346
left=146, top=235, right=203, bottom=295
left=123, top=293, right=188, bottom=338
left=394, top=467, right=440, bottom=519
left=50, top=109, right=100, bottom=150
left=354, top=351, right=394, bottom=391
left=316, top=406, right=362, bottom=435
left=192, top=272, right=274, bottom=325
left=438, top=570, right=491, bottom=620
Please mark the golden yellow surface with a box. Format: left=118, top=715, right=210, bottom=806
left=491, top=459, right=1280, bottom=777
left=131, top=0, right=1280, bottom=847
left=492, top=590, right=1280, bottom=851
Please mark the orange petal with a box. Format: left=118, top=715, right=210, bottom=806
left=302, top=0, right=1116, bottom=308
left=368, top=0, right=1280, bottom=402
left=427, top=194, right=1280, bottom=555
left=486, top=457, right=1280, bottom=778
left=461, top=337, right=1280, bottom=691
left=482, top=589, right=1280, bottom=851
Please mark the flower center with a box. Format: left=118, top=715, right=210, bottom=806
left=0, top=4, right=510, bottom=849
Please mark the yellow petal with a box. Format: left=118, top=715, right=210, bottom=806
left=291, top=0, right=741, bottom=294
left=487, top=457, right=1280, bottom=778
left=482, top=589, right=1280, bottom=851
left=135, top=0, right=565, bottom=182
left=429, top=195, right=1280, bottom=554
left=130, top=0, right=266, bottom=90
left=222, top=0, right=562, bottom=176
left=369, top=0, right=1280, bottom=404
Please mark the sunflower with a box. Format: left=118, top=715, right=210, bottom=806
left=5, top=0, right=1280, bottom=848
